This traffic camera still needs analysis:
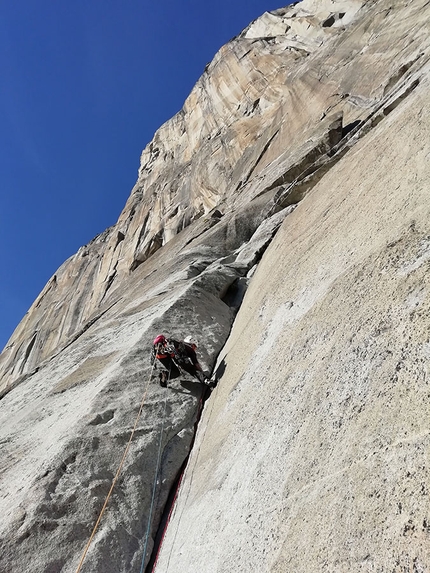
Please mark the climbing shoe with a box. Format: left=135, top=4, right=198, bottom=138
left=195, top=371, right=207, bottom=384
left=159, top=372, right=168, bottom=388
left=196, top=371, right=214, bottom=386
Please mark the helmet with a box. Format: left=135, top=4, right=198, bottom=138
left=153, top=334, right=166, bottom=345
left=184, top=335, right=198, bottom=347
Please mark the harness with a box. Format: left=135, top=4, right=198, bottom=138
left=154, top=342, right=176, bottom=360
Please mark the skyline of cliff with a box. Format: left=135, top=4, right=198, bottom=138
left=0, top=0, right=284, bottom=351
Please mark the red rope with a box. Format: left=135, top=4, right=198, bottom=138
left=151, top=387, right=208, bottom=571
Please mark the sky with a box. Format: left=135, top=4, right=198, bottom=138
left=0, top=0, right=289, bottom=351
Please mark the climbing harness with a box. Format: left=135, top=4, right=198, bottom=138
left=74, top=361, right=158, bottom=573
left=154, top=341, right=176, bottom=360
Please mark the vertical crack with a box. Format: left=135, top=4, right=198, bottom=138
left=144, top=385, right=211, bottom=573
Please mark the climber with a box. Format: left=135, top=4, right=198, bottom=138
left=152, top=335, right=180, bottom=387
left=178, top=335, right=208, bottom=383
left=152, top=334, right=210, bottom=387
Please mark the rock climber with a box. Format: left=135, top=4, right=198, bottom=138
left=152, top=334, right=210, bottom=387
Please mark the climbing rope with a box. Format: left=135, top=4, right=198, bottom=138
left=151, top=384, right=210, bottom=572
left=74, top=361, right=156, bottom=573
left=139, top=385, right=169, bottom=573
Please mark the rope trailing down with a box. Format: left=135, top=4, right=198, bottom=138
left=139, top=387, right=169, bottom=573
left=74, top=362, right=156, bottom=573
left=150, top=385, right=208, bottom=572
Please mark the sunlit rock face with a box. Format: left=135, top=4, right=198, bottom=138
left=0, top=0, right=386, bottom=388
left=157, top=86, right=430, bottom=573
left=1, top=0, right=430, bottom=572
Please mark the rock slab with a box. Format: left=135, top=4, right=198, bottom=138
left=1, top=1, right=430, bottom=572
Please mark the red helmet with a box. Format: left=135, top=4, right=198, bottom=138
left=153, top=334, right=166, bottom=345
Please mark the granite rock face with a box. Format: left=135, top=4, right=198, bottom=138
left=1, top=0, right=430, bottom=572
left=3, top=0, right=421, bottom=390
left=156, top=69, right=430, bottom=573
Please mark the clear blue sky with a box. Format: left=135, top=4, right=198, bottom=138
left=1, top=0, right=288, bottom=351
